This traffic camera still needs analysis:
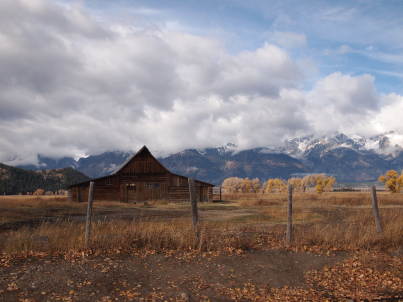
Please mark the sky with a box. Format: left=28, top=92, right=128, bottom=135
left=1, top=0, right=403, bottom=165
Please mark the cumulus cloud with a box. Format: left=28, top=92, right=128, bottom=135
left=305, top=72, right=380, bottom=135
left=373, top=94, right=403, bottom=136
left=0, top=0, right=402, bottom=165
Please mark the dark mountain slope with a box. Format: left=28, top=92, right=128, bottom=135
left=303, top=147, right=391, bottom=182
left=0, top=163, right=89, bottom=195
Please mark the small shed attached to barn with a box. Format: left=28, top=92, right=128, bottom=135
left=69, top=146, right=213, bottom=203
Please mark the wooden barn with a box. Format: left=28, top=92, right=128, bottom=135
left=68, top=146, right=213, bottom=203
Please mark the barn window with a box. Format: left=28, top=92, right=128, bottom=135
left=127, top=183, right=136, bottom=190
left=145, top=183, right=160, bottom=189
left=106, top=177, right=112, bottom=185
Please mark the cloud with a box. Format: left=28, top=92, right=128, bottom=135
left=304, top=72, right=381, bottom=135
left=0, top=0, right=402, bottom=165
left=328, top=44, right=403, bottom=66
left=136, top=90, right=310, bottom=153
left=266, top=31, right=307, bottom=49
left=373, top=94, right=403, bottom=135
left=0, top=0, right=306, bottom=163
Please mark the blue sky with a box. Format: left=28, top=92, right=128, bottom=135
left=1, top=0, right=403, bottom=163
left=82, top=0, right=403, bottom=93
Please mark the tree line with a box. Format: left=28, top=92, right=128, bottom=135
left=221, top=174, right=336, bottom=194
left=222, top=170, right=403, bottom=194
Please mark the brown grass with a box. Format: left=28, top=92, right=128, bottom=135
left=0, top=219, right=256, bottom=254
left=0, top=196, right=83, bottom=224
left=0, top=196, right=154, bottom=224
left=0, top=193, right=402, bottom=255
left=0, top=195, right=68, bottom=205
left=230, top=192, right=403, bottom=207
left=1, top=207, right=400, bottom=254
left=295, top=208, right=403, bottom=250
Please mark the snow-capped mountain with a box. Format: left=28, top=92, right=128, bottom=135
left=14, top=132, right=403, bottom=184
left=276, top=132, right=403, bottom=159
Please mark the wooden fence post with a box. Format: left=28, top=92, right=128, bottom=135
left=219, top=186, right=222, bottom=202
left=370, top=185, right=383, bottom=233
left=67, top=189, right=72, bottom=202
left=188, top=178, right=199, bottom=239
left=286, top=184, right=293, bottom=244
left=85, top=181, right=94, bottom=247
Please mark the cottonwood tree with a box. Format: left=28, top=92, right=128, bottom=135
left=263, top=178, right=287, bottom=193
left=222, top=177, right=261, bottom=193
left=302, top=174, right=336, bottom=193
left=248, top=178, right=261, bottom=193
left=287, top=177, right=304, bottom=192
left=222, top=177, right=243, bottom=193
left=315, top=176, right=336, bottom=193
left=301, top=175, right=317, bottom=191
left=378, top=170, right=403, bottom=193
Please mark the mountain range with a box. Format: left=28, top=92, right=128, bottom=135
left=15, top=132, right=403, bottom=185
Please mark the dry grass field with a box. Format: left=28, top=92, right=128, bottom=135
left=0, top=193, right=402, bottom=301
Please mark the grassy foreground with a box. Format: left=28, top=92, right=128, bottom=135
left=0, top=192, right=402, bottom=253
left=0, top=193, right=402, bottom=301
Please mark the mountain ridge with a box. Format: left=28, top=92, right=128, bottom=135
left=14, top=132, right=403, bottom=185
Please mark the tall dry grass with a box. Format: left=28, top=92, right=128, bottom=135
left=294, top=208, right=403, bottom=250
left=1, top=207, right=401, bottom=254
left=0, top=195, right=68, bottom=206
left=0, top=219, right=257, bottom=254
left=0, top=193, right=401, bottom=254
left=0, top=196, right=84, bottom=224
left=0, top=196, right=153, bottom=224
left=233, top=192, right=403, bottom=207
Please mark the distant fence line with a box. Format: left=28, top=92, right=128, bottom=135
left=212, top=185, right=386, bottom=196
left=333, top=185, right=385, bottom=192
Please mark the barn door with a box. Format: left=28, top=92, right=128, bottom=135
left=127, top=184, right=137, bottom=202
left=138, top=182, right=144, bottom=201
left=143, top=183, right=161, bottom=201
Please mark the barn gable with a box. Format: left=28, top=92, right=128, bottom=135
left=114, top=146, right=168, bottom=176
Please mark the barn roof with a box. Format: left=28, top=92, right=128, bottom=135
left=69, top=146, right=214, bottom=187
left=111, top=146, right=167, bottom=175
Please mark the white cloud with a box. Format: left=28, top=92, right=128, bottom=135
left=373, top=94, right=403, bottom=135
left=305, top=72, right=380, bottom=135
left=0, top=0, right=402, bottom=165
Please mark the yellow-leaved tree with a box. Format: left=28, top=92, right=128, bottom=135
left=315, top=175, right=336, bottom=193
left=287, top=178, right=303, bottom=192
left=301, top=175, right=317, bottom=191
left=222, top=177, right=243, bottom=193
left=378, top=170, right=403, bottom=193
left=222, top=177, right=261, bottom=193
left=250, top=178, right=262, bottom=193
left=263, top=178, right=287, bottom=193
left=302, top=174, right=336, bottom=193
left=239, top=177, right=261, bottom=193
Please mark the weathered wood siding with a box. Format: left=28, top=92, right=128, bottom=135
left=167, top=174, right=212, bottom=203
